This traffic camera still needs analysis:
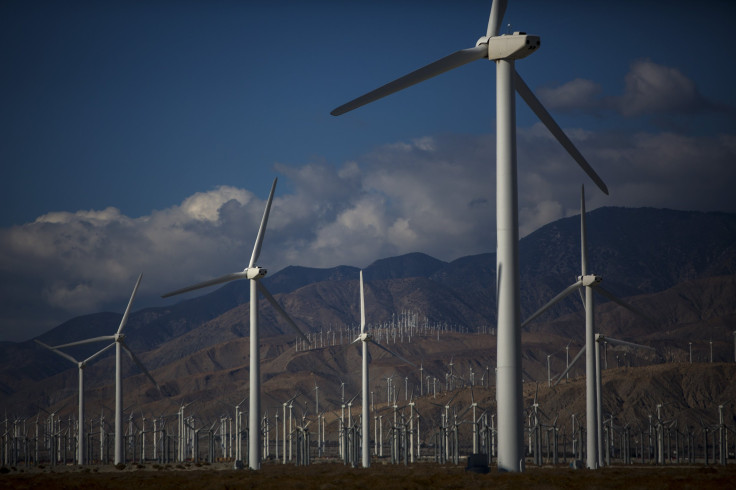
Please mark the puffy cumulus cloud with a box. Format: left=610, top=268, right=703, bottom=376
left=536, top=60, right=712, bottom=120
left=537, top=78, right=603, bottom=112
left=0, top=186, right=271, bottom=341
left=180, top=186, right=253, bottom=222
left=2, top=124, right=736, bottom=341
left=617, top=59, right=707, bottom=116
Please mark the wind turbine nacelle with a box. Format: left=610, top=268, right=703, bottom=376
left=579, top=274, right=602, bottom=287
left=246, top=267, right=267, bottom=280
left=484, top=32, right=540, bottom=61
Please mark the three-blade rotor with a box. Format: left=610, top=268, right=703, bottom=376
left=522, top=186, right=650, bottom=328
left=330, top=0, right=608, bottom=196
left=37, top=273, right=160, bottom=393
left=353, top=270, right=416, bottom=367
left=161, top=178, right=310, bottom=344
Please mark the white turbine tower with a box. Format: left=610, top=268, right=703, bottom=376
left=331, top=0, right=608, bottom=472
left=522, top=186, right=650, bottom=468
left=353, top=270, right=415, bottom=468
left=50, top=273, right=159, bottom=465
left=34, top=340, right=115, bottom=465
left=162, top=178, right=310, bottom=470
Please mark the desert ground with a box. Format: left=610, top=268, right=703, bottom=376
left=2, top=461, right=736, bottom=490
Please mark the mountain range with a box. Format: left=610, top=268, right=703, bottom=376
left=1, top=206, right=735, bottom=432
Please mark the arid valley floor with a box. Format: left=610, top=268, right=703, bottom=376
left=2, top=461, right=736, bottom=489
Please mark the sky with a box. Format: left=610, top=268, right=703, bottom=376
left=1, top=0, right=735, bottom=342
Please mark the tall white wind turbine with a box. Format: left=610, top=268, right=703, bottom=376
left=34, top=340, right=115, bottom=464
left=353, top=270, right=415, bottom=468
left=331, top=0, right=608, bottom=472
left=522, top=186, right=650, bottom=468
left=50, top=273, right=159, bottom=465
left=162, top=178, right=309, bottom=470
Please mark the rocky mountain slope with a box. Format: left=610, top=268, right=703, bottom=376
left=1, top=207, right=735, bottom=433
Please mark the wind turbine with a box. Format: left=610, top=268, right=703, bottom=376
left=34, top=339, right=115, bottom=465
left=522, top=186, right=651, bottom=468
left=353, top=270, right=416, bottom=468
left=162, top=178, right=309, bottom=470
left=331, top=0, right=608, bottom=472
left=49, top=273, right=159, bottom=465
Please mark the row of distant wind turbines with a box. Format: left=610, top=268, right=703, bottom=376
left=36, top=0, right=658, bottom=473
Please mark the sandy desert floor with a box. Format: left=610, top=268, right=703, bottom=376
left=2, top=461, right=736, bottom=490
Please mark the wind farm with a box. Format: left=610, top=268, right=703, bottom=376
left=3, top=208, right=736, bottom=487
left=2, top=0, right=736, bottom=488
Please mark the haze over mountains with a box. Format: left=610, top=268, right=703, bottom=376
left=1, top=206, right=735, bottom=426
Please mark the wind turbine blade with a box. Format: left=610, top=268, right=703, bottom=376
left=120, top=340, right=161, bottom=394
left=257, top=282, right=310, bottom=344
left=348, top=392, right=360, bottom=405
left=34, top=340, right=79, bottom=365
left=50, top=336, right=116, bottom=349
left=248, top=178, right=277, bottom=269
left=457, top=404, right=473, bottom=420
left=599, top=336, right=655, bottom=352
left=82, top=342, right=116, bottom=365
left=161, top=272, right=244, bottom=298
left=368, top=339, right=416, bottom=367
left=117, top=273, right=143, bottom=335
left=331, top=45, right=488, bottom=116
left=553, top=345, right=586, bottom=387
left=447, top=391, right=460, bottom=406
left=487, top=0, right=508, bottom=37
left=359, top=270, right=365, bottom=335
left=593, top=285, right=655, bottom=324
left=581, top=185, right=588, bottom=276
left=514, top=72, right=609, bottom=195
left=521, top=279, right=583, bottom=327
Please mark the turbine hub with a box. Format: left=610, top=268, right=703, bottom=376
left=486, top=32, right=540, bottom=61
left=579, top=274, right=602, bottom=287
left=246, top=266, right=268, bottom=280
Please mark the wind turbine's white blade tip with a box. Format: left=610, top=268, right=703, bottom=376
left=487, top=0, right=508, bottom=37
left=50, top=336, right=115, bottom=349
left=249, top=178, right=278, bottom=269
left=522, top=279, right=583, bottom=327
left=161, top=272, right=243, bottom=298
left=594, top=286, right=654, bottom=324
left=121, top=341, right=161, bottom=393
left=117, top=274, right=144, bottom=335
left=257, top=282, right=310, bottom=344
left=369, top=339, right=416, bottom=367
left=514, top=72, right=609, bottom=196
left=331, top=46, right=487, bottom=116
left=359, top=270, right=366, bottom=335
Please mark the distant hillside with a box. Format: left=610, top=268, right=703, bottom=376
left=1, top=207, right=735, bottom=422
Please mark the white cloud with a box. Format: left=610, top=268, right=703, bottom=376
left=617, top=59, right=706, bottom=116
left=1, top=123, right=735, bottom=341
left=536, top=60, right=711, bottom=119
left=180, top=186, right=253, bottom=222
left=537, top=78, right=602, bottom=112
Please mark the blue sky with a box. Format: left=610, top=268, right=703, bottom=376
left=1, top=0, right=735, bottom=342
